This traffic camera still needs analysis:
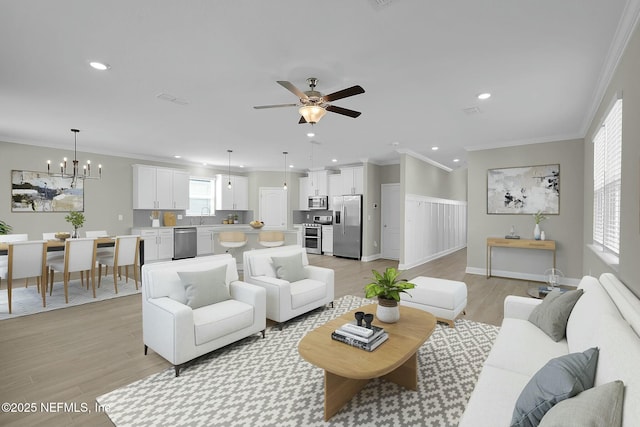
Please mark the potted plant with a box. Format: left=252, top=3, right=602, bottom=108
left=533, top=211, right=547, bottom=240
left=365, top=267, right=415, bottom=323
left=0, top=220, right=12, bottom=235
left=65, top=211, right=85, bottom=238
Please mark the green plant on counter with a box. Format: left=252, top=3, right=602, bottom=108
left=364, top=267, right=415, bottom=302
left=0, top=220, right=12, bottom=235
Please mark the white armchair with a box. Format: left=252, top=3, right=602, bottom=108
left=243, top=245, right=334, bottom=327
left=142, top=254, right=266, bottom=376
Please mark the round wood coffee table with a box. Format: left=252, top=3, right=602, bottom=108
left=298, top=303, right=436, bottom=421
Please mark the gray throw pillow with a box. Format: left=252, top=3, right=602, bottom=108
left=510, top=347, right=599, bottom=427
left=177, top=264, right=230, bottom=309
left=539, top=380, right=624, bottom=427
left=271, top=253, right=306, bottom=282
left=529, top=289, right=584, bottom=341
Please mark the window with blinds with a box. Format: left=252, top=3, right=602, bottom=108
left=186, top=177, right=216, bottom=216
left=593, top=98, right=622, bottom=255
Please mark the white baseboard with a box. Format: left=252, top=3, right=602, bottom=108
left=361, top=253, right=381, bottom=262
left=399, top=245, right=465, bottom=270
left=465, top=267, right=580, bottom=286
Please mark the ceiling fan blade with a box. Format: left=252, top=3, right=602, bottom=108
left=253, top=103, right=299, bottom=109
left=322, top=85, right=365, bottom=102
left=277, top=81, right=309, bottom=100
left=298, top=116, right=307, bottom=124
left=326, top=105, right=362, bottom=118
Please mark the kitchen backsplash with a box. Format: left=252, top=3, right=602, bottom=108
left=133, top=210, right=253, bottom=227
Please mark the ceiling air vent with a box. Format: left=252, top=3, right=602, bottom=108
left=463, top=106, right=482, bottom=115
left=369, top=0, right=396, bottom=10
left=156, top=93, right=189, bottom=106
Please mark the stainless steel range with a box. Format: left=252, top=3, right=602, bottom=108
left=302, top=215, right=332, bottom=254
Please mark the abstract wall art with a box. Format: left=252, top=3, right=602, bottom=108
left=11, top=170, right=84, bottom=212
left=487, top=164, right=559, bottom=214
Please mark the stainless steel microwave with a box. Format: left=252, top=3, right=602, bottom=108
left=308, top=195, right=328, bottom=210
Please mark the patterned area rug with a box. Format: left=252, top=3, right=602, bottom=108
left=0, top=275, right=141, bottom=320
left=96, top=295, right=499, bottom=427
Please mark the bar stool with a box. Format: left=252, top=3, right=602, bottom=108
left=218, top=232, right=247, bottom=259
left=257, top=231, right=285, bottom=248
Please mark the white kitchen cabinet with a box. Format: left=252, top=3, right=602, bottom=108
left=299, top=177, right=309, bottom=210
left=307, top=170, right=328, bottom=196
left=133, top=164, right=190, bottom=210
left=134, top=228, right=174, bottom=262
left=197, top=226, right=215, bottom=256
left=328, top=174, right=341, bottom=209
left=321, top=225, right=333, bottom=255
left=339, top=166, right=364, bottom=195
left=215, top=174, right=249, bottom=210
left=171, top=170, right=190, bottom=210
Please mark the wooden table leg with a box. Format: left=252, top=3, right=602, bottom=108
left=382, top=352, right=418, bottom=390
left=324, top=371, right=369, bottom=421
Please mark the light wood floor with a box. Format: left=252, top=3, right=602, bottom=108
left=0, top=248, right=538, bottom=427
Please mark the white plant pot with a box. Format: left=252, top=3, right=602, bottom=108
left=376, top=300, right=400, bottom=323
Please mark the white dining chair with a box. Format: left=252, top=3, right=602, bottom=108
left=0, top=234, right=30, bottom=280
left=42, top=232, right=64, bottom=264
left=48, top=238, right=98, bottom=303
left=0, top=240, right=48, bottom=314
left=85, top=230, right=108, bottom=238
left=84, top=230, right=113, bottom=275
left=97, top=235, right=140, bottom=292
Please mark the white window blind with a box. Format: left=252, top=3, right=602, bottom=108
left=186, top=177, right=215, bottom=216
left=593, top=98, right=622, bottom=255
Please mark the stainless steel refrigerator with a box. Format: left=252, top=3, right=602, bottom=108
left=333, top=195, right=362, bottom=259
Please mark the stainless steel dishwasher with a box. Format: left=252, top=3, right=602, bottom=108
left=174, top=227, right=197, bottom=260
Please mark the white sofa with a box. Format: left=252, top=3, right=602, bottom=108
left=142, top=254, right=266, bottom=376
left=242, top=245, right=334, bottom=326
left=459, top=273, right=640, bottom=426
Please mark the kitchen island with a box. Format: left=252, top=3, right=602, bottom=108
left=131, top=225, right=300, bottom=265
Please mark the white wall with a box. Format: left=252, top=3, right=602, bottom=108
left=582, top=21, right=640, bottom=295
left=466, top=139, right=584, bottom=281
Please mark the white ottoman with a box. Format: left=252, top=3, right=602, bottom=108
left=400, top=276, right=467, bottom=328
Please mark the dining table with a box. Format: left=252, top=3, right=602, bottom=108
left=0, top=237, right=146, bottom=266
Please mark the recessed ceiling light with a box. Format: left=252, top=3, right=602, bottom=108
left=289, top=164, right=294, bottom=168
left=307, top=132, right=315, bottom=137
left=203, top=162, right=208, bottom=166
left=453, top=158, right=460, bottom=163
left=239, top=165, right=244, bottom=168
left=89, top=61, right=110, bottom=71
left=174, top=155, right=181, bottom=159
left=332, top=159, right=338, bottom=162
left=477, top=92, right=491, bottom=100
left=431, top=146, right=439, bottom=151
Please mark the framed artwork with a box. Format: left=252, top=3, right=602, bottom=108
left=487, top=164, right=559, bottom=214
left=11, top=170, right=84, bottom=212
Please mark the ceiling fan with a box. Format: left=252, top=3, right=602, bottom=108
left=253, top=77, right=365, bottom=124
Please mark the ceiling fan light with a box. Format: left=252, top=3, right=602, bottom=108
left=299, top=105, right=327, bottom=124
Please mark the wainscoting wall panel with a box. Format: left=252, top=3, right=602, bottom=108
left=401, top=194, right=467, bottom=269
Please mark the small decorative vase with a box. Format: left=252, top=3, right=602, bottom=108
left=72, top=228, right=79, bottom=239
left=540, top=231, right=546, bottom=241
left=534, top=224, right=541, bottom=240
left=376, top=297, right=400, bottom=323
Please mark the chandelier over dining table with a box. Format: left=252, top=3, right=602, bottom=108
left=47, top=128, right=101, bottom=188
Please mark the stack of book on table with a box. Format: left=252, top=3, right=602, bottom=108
left=331, top=322, right=389, bottom=352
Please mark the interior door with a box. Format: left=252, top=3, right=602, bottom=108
left=381, top=183, right=400, bottom=260
left=259, top=187, right=287, bottom=227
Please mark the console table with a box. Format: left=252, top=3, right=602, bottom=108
left=486, top=237, right=556, bottom=278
